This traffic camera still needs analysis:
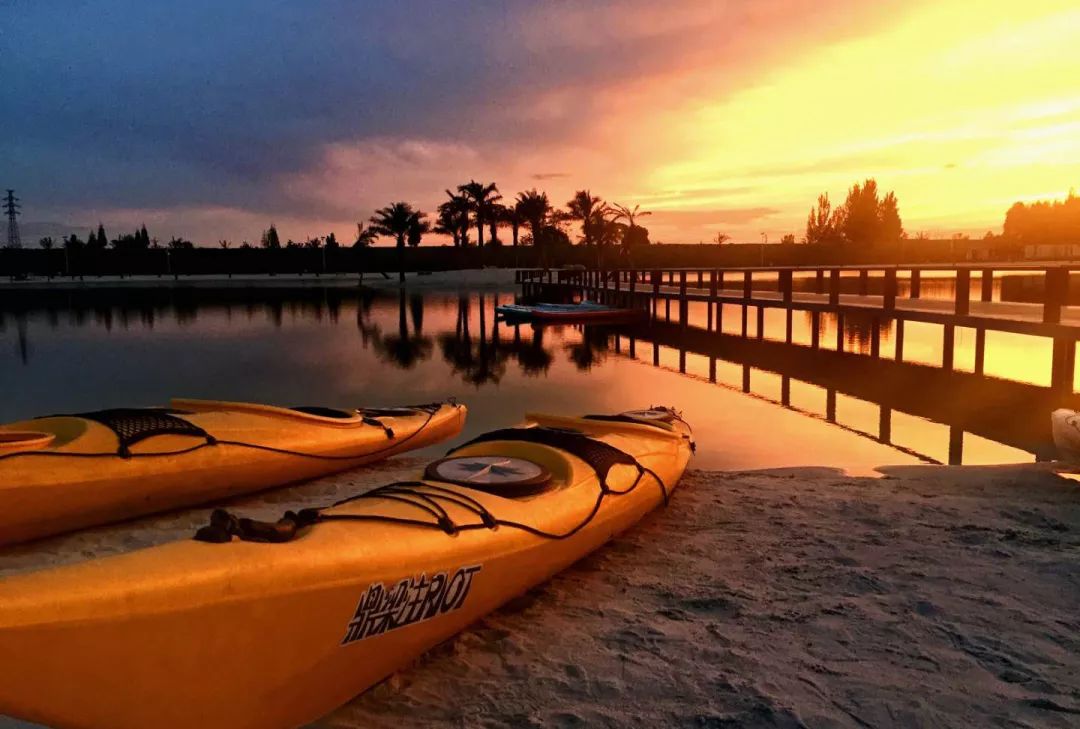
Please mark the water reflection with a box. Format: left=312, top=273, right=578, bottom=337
left=1, top=285, right=1066, bottom=469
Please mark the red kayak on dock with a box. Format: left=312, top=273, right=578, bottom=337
left=496, top=300, right=646, bottom=324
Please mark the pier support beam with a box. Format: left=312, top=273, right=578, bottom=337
left=942, top=325, right=955, bottom=371
left=878, top=406, right=892, bottom=443
left=1051, top=338, right=1076, bottom=394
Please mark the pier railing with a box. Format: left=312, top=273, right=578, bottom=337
left=516, top=263, right=1079, bottom=393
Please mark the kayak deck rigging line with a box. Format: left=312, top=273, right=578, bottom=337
left=0, top=401, right=450, bottom=463
left=193, top=426, right=671, bottom=544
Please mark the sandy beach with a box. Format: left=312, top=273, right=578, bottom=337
left=1, top=459, right=1077, bottom=729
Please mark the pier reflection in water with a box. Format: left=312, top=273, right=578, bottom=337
left=1, top=286, right=1068, bottom=470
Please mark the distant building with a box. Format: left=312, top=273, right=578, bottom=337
left=1022, top=243, right=1080, bottom=260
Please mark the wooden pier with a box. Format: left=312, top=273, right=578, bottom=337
left=516, top=263, right=1080, bottom=394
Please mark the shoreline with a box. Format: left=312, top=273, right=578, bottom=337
left=1, top=461, right=1077, bottom=727
left=0, top=269, right=520, bottom=292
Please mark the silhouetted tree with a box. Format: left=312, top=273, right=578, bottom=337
left=167, top=237, right=194, bottom=249
left=567, top=190, right=607, bottom=246
left=38, top=236, right=54, bottom=250
left=457, top=180, right=501, bottom=249
left=841, top=179, right=882, bottom=245
left=261, top=224, right=281, bottom=249
left=369, top=202, right=427, bottom=283
left=806, top=180, right=904, bottom=245
left=96, top=223, right=107, bottom=246
left=437, top=191, right=472, bottom=247
left=219, top=240, right=231, bottom=249
left=407, top=215, right=429, bottom=248
left=140, top=224, right=150, bottom=248
left=354, top=222, right=378, bottom=248
left=325, top=232, right=339, bottom=250
left=1003, top=190, right=1080, bottom=243
left=780, top=233, right=797, bottom=245
left=515, top=189, right=552, bottom=244
left=715, top=232, right=732, bottom=245
left=487, top=202, right=508, bottom=246
left=502, top=204, right=524, bottom=246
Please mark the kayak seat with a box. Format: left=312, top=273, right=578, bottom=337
left=448, top=427, right=659, bottom=499
left=64, top=408, right=213, bottom=458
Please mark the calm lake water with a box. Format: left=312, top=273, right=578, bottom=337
left=0, top=283, right=1064, bottom=472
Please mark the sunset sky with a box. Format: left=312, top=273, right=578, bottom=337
left=5, top=0, right=1079, bottom=246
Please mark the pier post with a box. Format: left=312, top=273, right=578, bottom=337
left=879, top=406, right=892, bottom=443
left=741, top=305, right=748, bottom=337
left=974, top=329, right=986, bottom=374
left=756, top=306, right=765, bottom=340
left=1051, top=338, right=1075, bottom=394
left=742, top=364, right=751, bottom=393
left=829, top=269, right=840, bottom=307
left=709, top=356, right=716, bottom=383
left=981, top=269, right=993, bottom=302
left=780, top=269, right=793, bottom=303
left=785, top=310, right=793, bottom=344
left=815, top=269, right=825, bottom=294
left=679, top=347, right=686, bottom=373
left=781, top=375, right=791, bottom=407
left=883, top=269, right=897, bottom=312
left=871, top=322, right=880, bottom=358
left=910, top=269, right=921, bottom=299
left=1044, top=267, right=1069, bottom=324
left=811, top=311, right=820, bottom=349
left=708, top=270, right=718, bottom=332
left=629, top=336, right=636, bottom=359
left=948, top=426, right=963, bottom=465
left=858, top=269, right=869, bottom=297
left=679, top=271, right=688, bottom=328
left=942, top=325, right=955, bottom=371
left=895, top=320, right=905, bottom=362
left=826, top=389, right=837, bottom=422
left=651, top=270, right=660, bottom=322
left=955, top=270, right=970, bottom=317
left=743, top=270, right=753, bottom=302
left=835, top=312, right=844, bottom=352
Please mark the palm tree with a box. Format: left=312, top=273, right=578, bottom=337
left=566, top=190, right=607, bottom=246
left=488, top=203, right=509, bottom=246
left=457, top=180, right=501, bottom=248
left=407, top=216, right=429, bottom=248
left=502, top=204, right=524, bottom=247
left=354, top=222, right=378, bottom=248
left=515, top=189, right=552, bottom=244
left=438, top=191, right=472, bottom=247
left=609, top=203, right=651, bottom=229
left=369, top=202, right=428, bottom=283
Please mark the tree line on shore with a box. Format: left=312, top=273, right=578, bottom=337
left=29, top=180, right=1079, bottom=264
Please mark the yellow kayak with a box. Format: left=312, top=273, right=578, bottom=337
left=0, top=407, right=693, bottom=729
left=0, top=398, right=466, bottom=546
